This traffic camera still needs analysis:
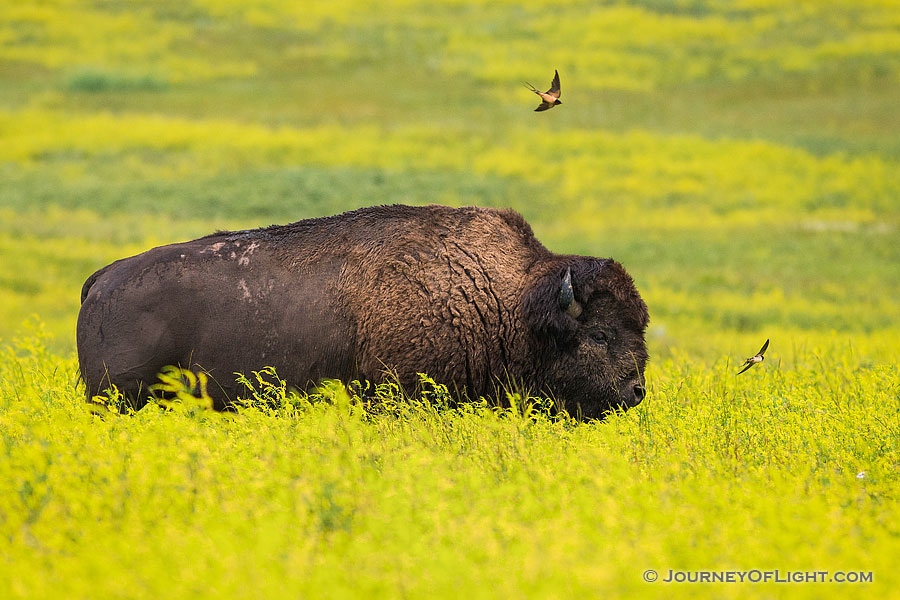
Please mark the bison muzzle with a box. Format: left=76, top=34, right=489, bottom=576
left=77, top=204, right=649, bottom=419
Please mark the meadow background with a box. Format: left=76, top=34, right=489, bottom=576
left=1, top=0, right=899, bottom=598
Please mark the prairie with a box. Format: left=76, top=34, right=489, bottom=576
left=1, top=1, right=898, bottom=598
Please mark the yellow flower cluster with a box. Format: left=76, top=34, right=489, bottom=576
left=2, top=107, right=897, bottom=231
left=442, top=1, right=900, bottom=90
left=0, top=1, right=255, bottom=81
left=5, top=1, right=898, bottom=91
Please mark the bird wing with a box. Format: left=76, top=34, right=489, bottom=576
left=546, top=70, right=561, bottom=98
left=737, top=362, right=755, bottom=375
left=757, top=339, right=770, bottom=357
left=534, top=102, right=552, bottom=112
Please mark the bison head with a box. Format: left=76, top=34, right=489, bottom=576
left=524, top=258, right=649, bottom=420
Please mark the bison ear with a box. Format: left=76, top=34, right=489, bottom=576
left=558, top=267, right=583, bottom=318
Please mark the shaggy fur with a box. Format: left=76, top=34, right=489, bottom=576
left=77, top=204, right=649, bottom=418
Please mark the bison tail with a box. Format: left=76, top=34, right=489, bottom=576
left=80, top=263, right=114, bottom=304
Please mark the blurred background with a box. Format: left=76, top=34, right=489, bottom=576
left=1, top=0, right=898, bottom=364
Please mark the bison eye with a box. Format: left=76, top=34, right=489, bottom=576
left=589, top=331, right=608, bottom=347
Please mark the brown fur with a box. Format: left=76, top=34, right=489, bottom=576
left=77, top=204, right=649, bottom=419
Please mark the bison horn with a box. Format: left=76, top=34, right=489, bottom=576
left=558, top=267, right=583, bottom=318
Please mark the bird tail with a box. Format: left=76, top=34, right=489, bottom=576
left=523, top=81, right=538, bottom=93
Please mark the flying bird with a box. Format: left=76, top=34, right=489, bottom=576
left=737, top=339, right=769, bottom=374
left=524, top=70, right=562, bottom=112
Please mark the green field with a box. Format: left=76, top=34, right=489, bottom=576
left=1, top=0, right=899, bottom=598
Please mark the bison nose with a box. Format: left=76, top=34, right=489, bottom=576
left=632, top=384, right=646, bottom=405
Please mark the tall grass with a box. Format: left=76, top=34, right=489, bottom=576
left=1, top=0, right=899, bottom=597
left=1, top=331, right=897, bottom=598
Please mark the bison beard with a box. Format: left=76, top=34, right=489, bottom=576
left=77, top=204, right=649, bottom=419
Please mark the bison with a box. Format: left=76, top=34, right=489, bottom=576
left=77, top=204, right=649, bottom=419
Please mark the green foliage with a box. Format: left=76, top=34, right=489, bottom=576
left=149, top=366, right=215, bottom=413
left=1, top=336, right=898, bottom=598
left=1, top=0, right=899, bottom=597
left=63, top=67, right=169, bottom=93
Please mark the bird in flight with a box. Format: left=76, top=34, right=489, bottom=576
left=737, top=339, right=769, bottom=374
left=524, top=69, right=562, bottom=112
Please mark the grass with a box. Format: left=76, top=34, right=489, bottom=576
left=1, top=0, right=899, bottom=597
left=63, top=67, right=170, bottom=93
left=1, top=331, right=897, bottom=598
